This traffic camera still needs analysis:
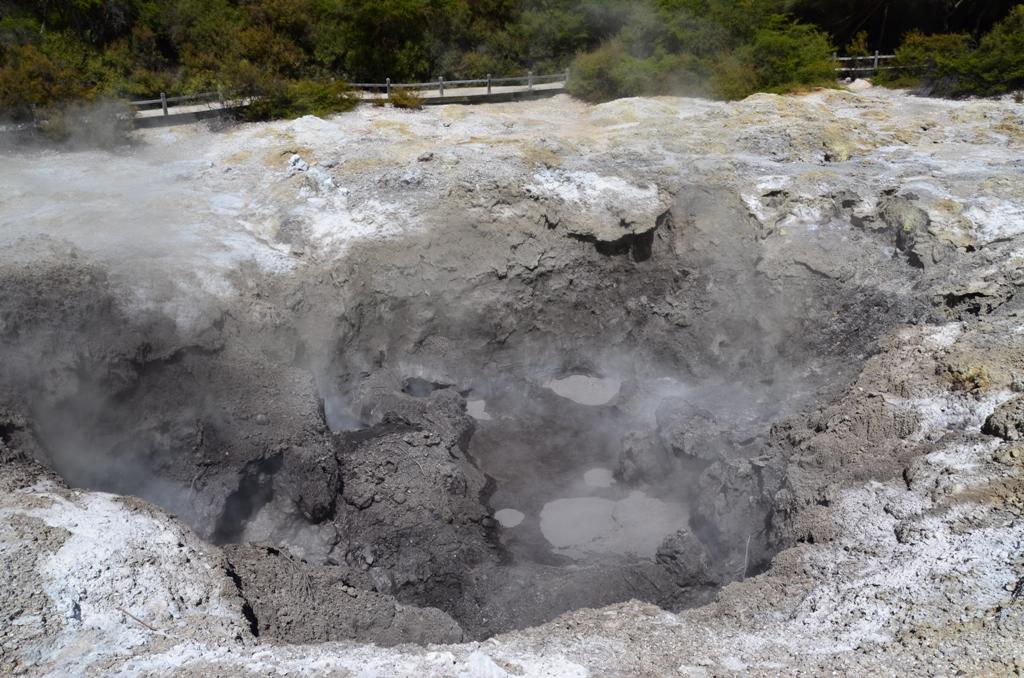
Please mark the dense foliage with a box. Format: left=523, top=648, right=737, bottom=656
left=0, top=0, right=1021, bottom=123
left=885, top=6, right=1024, bottom=95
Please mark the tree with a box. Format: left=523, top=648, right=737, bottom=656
left=964, top=4, right=1024, bottom=94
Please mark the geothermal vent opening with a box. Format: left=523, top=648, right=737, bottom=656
left=3, top=177, right=917, bottom=643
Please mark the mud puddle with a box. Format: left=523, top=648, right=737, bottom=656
left=539, top=492, right=689, bottom=558
left=543, top=374, right=622, bottom=405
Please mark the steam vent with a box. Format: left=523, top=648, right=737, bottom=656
left=3, top=88, right=1024, bottom=675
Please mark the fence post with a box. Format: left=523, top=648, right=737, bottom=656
left=487, top=74, right=492, bottom=95
left=160, top=92, right=168, bottom=116
left=873, top=50, right=880, bottom=70
left=564, top=67, right=570, bottom=84
left=528, top=70, right=534, bottom=91
left=386, top=77, right=391, bottom=97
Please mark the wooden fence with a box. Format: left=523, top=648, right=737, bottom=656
left=128, top=58, right=900, bottom=124
left=834, top=52, right=897, bottom=75
left=129, top=70, right=570, bottom=120
left=131, top=91, right=224, bottom=116
left=348, top=70, right=570, bottom=97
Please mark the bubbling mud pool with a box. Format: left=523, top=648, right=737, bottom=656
left=453, top=360, right=819, bottom=635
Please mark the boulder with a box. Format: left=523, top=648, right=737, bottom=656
left=983, top=395, right=1024, bottom=441
left=656, top=528, right=718, bottom=585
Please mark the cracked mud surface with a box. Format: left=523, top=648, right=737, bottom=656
left=1, top=86, right=1023, bottom=675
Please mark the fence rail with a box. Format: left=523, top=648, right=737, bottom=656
left=127, top=56, right=899, bottom=126
left=834, top=52, right=897, bottom=74
left=129, top=70, right=569, bottom=119
left=349, top=69, right=569, bottom=97
left=132, top=91, right=221, bottom=107
left=130, top=91, right=224, bottom=117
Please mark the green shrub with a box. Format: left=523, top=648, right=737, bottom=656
left=569, top=11, right=832, bottom=103
left=710, top=50, right=760, bottom=100
left=283, top=79, right=358, bottom=117
left=711, top=15, right=834, bottom=99
left=455, top=51, right=507, bottom=80
left=746, top=15, right=835, bottom=93
left=387, top=87, right=424, bottom=109
left=610, top=54, right=664, bottom=95
left=566, top=39, right=629, bottom=102
left=891, top=31, right=972, bottom=83
left=845, top=31, right=871, bottom=58
left=889, top=7, right=1024, bottom=97
left=658, top=53, right=713, bottom=97
left=874, top=71, right=926, bottom=90
left=0, top=13, right=42, bottom=54
left=0, top=44, right=90, bottom=121
left=969, top=5, right=1024, bottom=95
left=238, top=77, right=357, bottom=121
left=566, top=40, right=678, bottom=102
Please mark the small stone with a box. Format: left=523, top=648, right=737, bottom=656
left=417, top=152, right=434, bottom=162
left=255, top=414, right=269, bottom=425
left=846, top=78, right=873, bottom=93
left=288, top=154, right=309, bottom=173
left=983, top=396, right=1024, bottom=441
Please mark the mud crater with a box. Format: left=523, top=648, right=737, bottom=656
left=0, top=185, right=924, bottom=643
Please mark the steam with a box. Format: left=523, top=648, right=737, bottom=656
left=0, top=98, right=136, bottom=152
left=307, top=307, right=829, bottom=580
left=0, top=114, right=295, bottom=538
